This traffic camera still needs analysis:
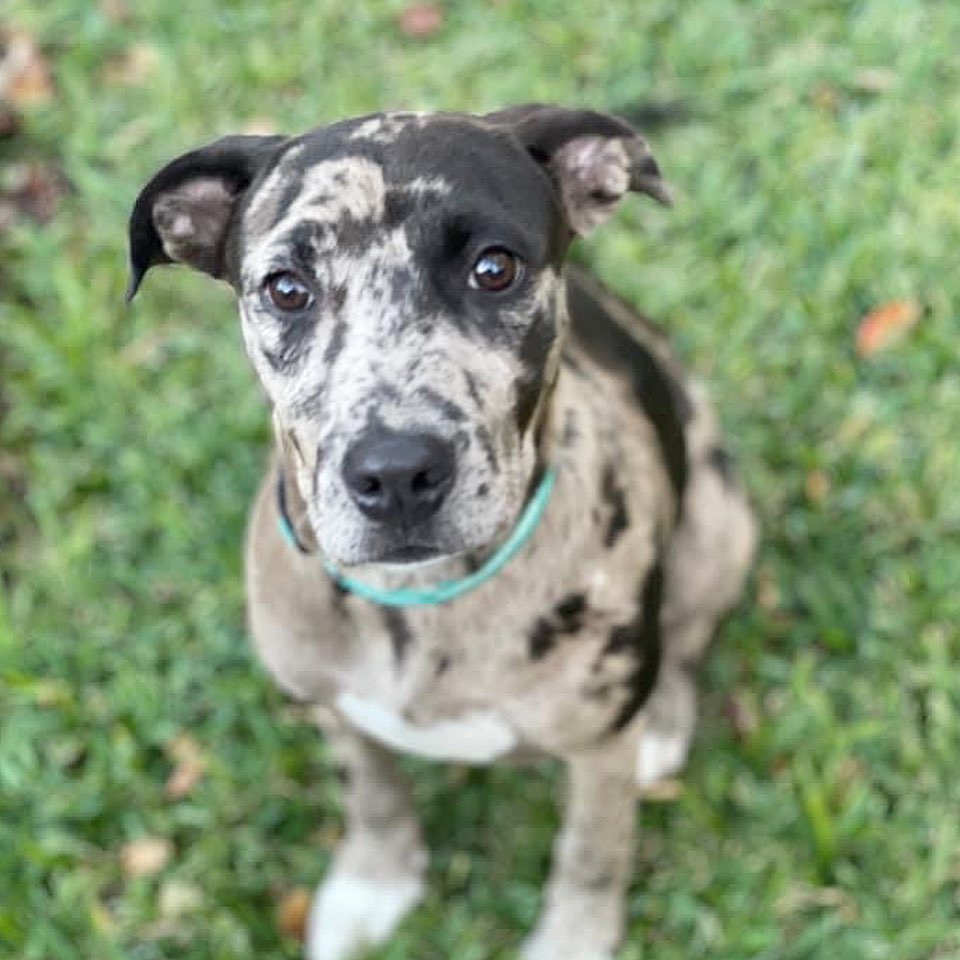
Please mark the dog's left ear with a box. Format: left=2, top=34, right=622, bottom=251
left=486, top=105, right=672, bottom=235
left=126, top=134, right=287, bottom=301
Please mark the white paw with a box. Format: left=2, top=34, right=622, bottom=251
left=522, top=929, right=614, bottom=960
left=305, top=870, right=424, bottom=960
left=635, top=729, right=689, bottom=788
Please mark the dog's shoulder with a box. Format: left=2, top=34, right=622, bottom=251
left=564, top=265, right=692, bottom=504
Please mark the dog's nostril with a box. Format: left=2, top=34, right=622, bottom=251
left=411, top=470, right=431, bottom=494
left=358, top=475, right=382, bottom=496
left=343, top=431, right=456, bottom=524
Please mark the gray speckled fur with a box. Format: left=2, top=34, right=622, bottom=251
left=130, top=107, right=757, bottom=960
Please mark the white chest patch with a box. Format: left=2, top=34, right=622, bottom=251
left=336, top=692, right=518, bottom=763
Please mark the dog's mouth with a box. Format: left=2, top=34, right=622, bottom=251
left=329, top=530, right=484, bottom=570
left=371, top=543, right=450, bottom=565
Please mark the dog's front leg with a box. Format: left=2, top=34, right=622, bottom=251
left=523, top=742, right=637, bottom=960
left=306, top=710, right=427, bottom=960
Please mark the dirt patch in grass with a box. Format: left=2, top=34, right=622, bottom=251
left=0, top=24, right=67, bottom=586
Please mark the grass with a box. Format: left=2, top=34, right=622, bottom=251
left=1, top=1, right=959, bottom=957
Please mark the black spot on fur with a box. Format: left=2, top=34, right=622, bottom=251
left=381, top=608, right=413, bottom=664
left=709, top=445, right=737, bottom=488
left=332, top=764, right=350, bottom=786
left=323, top=315, right=347, bottom=367
left=604, top=562, right=664, bottom=732
left=561, top=408, right=579, bottom=447
left=476, top=482, right=489, bottom=498
left=555, top=592, right=587, bottom=623
left=436, top=655, right=451, bottom=675
left=463, top=370, right=483, bottom=409
left=384, top=188, right=417, bottom=229
left=528, top=617, right=557, bottom=659
left=566, top=268, right=689, bottom=514
left=388, top=264, right=418, bottom=307
left=416, top=386, right=466, bottom=423
left=528, top=591, right=588, bottom=659
left=293, top=382, right=326, bottom=419
left=601, top=464, right=630, bottom=548
left=330, top=282, right=347, bottom=312
left=262, top=300, right=318, bottom=371
left=514, top=306, right=556, bottom=434
left=474, top=425, right=498, bottom=471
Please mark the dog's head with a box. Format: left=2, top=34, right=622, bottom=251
left=128, top=106, right=670, bottom=565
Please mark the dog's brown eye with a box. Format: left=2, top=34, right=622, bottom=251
left=470, top=248, right=520, bottom=292
left=265, top=272, right=312, bottom=312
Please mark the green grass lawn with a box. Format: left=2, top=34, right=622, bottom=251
left=2, top=2, right=959, bottom=958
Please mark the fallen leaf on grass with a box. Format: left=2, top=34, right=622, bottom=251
left=855, top=299, right=921, bottom=357
left=99, top=0, right=133, bottom=24
left=101, top=43, right=159, bottom=86
left=854, top=67, right=896, bottom=95
left=164, top=733, right=206, bottom=800
left=276, top=887, right=312, bottom=941
left=640, top=777, right=684, bottom=802
left=755, top=564, right=780, bottom=612
left=121, top=836, right=173, bottom=878
left=810, top=82, right=839, bottom=114
left=242, top=116, right=279, bottom=136
left=775, top=883, right=859, bottom=922
left=0, top=161, right=69, bottom=231
left=158, top=880, right=203, bottom=919
left=0, top=30, right=55, bottom=107
left=805, top=468, right=830, bottom=504
left=398, top=4, right=444, bottom=38
left=722, top=692, right=759, bottom=741
left=90, top=899, right=115, bottom=933
left=0, top=104, right=18, bottom=138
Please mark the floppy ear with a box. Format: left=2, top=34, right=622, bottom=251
left=126, top=134, right=287, bottom=301
left=485, top=104, right=672, bottom=235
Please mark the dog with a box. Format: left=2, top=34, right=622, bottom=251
left=127, top=105, right=757, bottom=960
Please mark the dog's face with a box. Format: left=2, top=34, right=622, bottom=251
left=128, top=107, right=669, bottom=565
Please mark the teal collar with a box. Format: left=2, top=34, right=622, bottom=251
left=277, top=467, right=558, bottom=607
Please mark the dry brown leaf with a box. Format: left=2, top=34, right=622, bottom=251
left=164, top=733, right=206, bottom=800
left=242, top=117, right=280, bottom=136
left=121, top=836, right=173, bottom=878
left=854, top=67, right=895, bottom=94
left=755, top=565, right=780, bottom=612
left=640, top=777, right=684, bottom=802
left=856, top=299, right=921, bottom=357
left=775, top=883, right=860, bottom=922
left=805, top=468, right=830, bottom=504
left=398, top=4, right=444, bottom=39
left=101, top=43, right=159, bottom=86
left=89, top=899, right=115, bottom=933
left=723, top=692, right=759, bottom=741
left=0, top=104, right=19, bottom=138
left=810, top=82, right=839, bottom=114
left=276, top=887, right=312, bottom=941
left=0, top=30, right=55, bottom=107
left=0, top=161, right=68, bottom=230
left=158, top=880, right=203, bottom=919
left=100, top=0, right=133, bottom=24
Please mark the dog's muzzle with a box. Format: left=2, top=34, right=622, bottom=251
left=342, top=429, right=456, bottom=527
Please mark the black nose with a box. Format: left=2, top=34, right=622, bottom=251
left=342, top=431, right=456, bottom=524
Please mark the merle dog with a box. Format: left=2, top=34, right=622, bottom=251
left=128, top=106, right=756, bottom=960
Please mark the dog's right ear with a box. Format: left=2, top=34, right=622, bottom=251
left=485, top=105, right=672, bottom=236
left=126, top=134, right=287, bottom=302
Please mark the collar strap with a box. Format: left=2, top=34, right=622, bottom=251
left=276, top=467, right=558, bottom=607
left=276, top=471, right=313, bottom=554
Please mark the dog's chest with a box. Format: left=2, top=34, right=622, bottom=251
left=332, top=601, right=530, bottom=761
left=335, top=690, right=518, bottom=762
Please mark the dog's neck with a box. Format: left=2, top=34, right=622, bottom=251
left=274, top=368, right=565, bottom=590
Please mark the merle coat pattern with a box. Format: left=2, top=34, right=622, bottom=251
left=129, top=106, right=757, bottom=960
